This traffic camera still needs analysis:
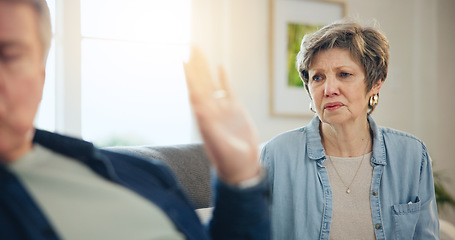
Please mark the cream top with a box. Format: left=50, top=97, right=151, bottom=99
left=325, top=152, right=376, bottom=240
left=8, top=144, right=184, bottom=240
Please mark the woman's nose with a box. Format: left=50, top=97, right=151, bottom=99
left=324, top=76, right=339, bottom=97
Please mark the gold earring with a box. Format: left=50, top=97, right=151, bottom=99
left=369, top=94, right=379, bottom=107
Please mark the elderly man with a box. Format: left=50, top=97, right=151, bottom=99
left=0, top=0, right=269, bottom=239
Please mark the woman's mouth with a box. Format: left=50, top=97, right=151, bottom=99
left=324, top=102, right=344, bottom=111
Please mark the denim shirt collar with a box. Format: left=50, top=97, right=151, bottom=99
left=368, top=115, right=387, bottom=166
left=305, top=115, right=387, bottom=166
left=306, top=116, right=326, bottom=163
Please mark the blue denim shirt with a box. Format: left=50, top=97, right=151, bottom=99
left=260, top=115, right=439, bottom=240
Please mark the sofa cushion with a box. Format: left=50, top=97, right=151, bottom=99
left=105, top=144, right=212, bottom=209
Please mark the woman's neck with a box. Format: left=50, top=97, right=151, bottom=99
left=320, top=119, right=372, bottom=158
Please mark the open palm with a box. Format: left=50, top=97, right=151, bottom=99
left=183, top=47, right=260, bottom=184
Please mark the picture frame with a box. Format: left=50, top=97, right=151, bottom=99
left=269, top=0, right=346, bottom=117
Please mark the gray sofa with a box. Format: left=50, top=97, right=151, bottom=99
left=106, top=143, right=212, bottom=210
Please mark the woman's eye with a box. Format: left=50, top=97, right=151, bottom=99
left=312, top=75, right=322, bottom=82
left=340, top=72, right=351, bottom=78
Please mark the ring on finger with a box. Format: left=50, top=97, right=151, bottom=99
left=213, top=90, right=227, bottom=99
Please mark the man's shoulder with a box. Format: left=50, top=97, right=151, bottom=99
left=33, top=129, right=175, bottom=181
left=33, top=129, right=95, bottom=158
left=99, top=148, right=176, bottom=181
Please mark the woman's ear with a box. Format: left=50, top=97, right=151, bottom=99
left=371, top=80, right=384, bottom=94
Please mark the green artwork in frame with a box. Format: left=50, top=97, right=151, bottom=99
left=269, top=0, right=345, bottom=117
left=287, top=23, right=321, bottom=88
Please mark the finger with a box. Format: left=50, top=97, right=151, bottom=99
left=183, top=48, right=211, bottom=103
left=183, top=60, right=200, bottom=94
left=184, top=46, right=219, bottom=93
left=218, top=66, right=232, bottom=98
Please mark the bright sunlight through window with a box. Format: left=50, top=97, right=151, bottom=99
left=81, top=0, right=192, bottom=146
left=36, top=0, right=193, bottom=147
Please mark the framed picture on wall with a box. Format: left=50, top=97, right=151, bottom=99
left=269, top=0, right=345, bottom=117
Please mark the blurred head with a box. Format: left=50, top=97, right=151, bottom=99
left=296, top=19, right=389, bottom=113
left=0, top=0, right=51, bottom=162
left=2, top=0, right=52, bottom=64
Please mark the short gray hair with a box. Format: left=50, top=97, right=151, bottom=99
left=296, top=19, right=389, bottom=113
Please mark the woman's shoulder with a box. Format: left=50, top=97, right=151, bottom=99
left=378, top=126, right=429, bottom=159
left=265, top=127, right=308, bottom=148
left=379, top=126, right=425, bottom=145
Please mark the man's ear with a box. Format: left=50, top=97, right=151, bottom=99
left=41, top=68, right=46, bottom=81
left=39, top=68, right=46, bottom=100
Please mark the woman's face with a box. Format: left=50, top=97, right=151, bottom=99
left=307, top=48, right=381, bottom=126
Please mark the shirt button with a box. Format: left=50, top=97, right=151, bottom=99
left=372, top=191, right=378, bottom=196
left=375, top=224, right=382, bottom=229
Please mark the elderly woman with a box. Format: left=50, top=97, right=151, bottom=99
left=260, top=19, right=439, bottom=239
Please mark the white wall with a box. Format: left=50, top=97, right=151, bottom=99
left=435, top=0, right=455, bottom=224
left=192, top=0, right=455, bottom=224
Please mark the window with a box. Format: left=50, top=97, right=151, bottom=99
left=36, top=0, right=194, bottom=147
